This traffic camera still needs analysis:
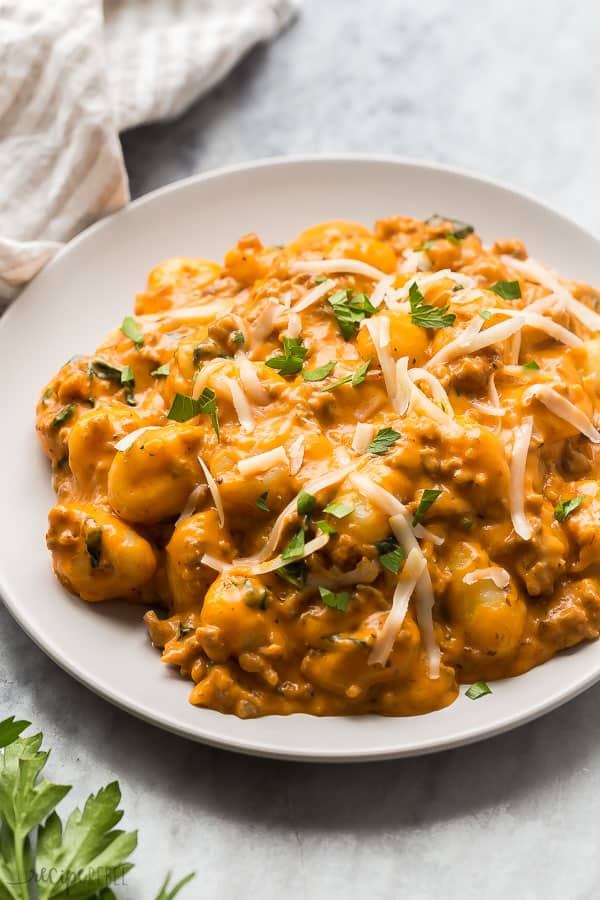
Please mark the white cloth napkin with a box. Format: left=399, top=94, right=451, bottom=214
left=0, top=0, right=296, bottom=303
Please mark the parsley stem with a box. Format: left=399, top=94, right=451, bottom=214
left=13, top=828, right=29, bottom=900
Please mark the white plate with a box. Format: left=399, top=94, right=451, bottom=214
left=2, top=155, right=600, bottom=762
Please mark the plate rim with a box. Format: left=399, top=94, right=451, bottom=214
left=2, top=153, right=600, bottom=762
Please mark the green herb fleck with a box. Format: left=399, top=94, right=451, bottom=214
left=314, top=275, right=329, bottom=284
left=265, top=337, right=308, bottom=376
left=256, top=491, right=270, bottom=512
left=179, top=623, right=195, bottom=639
left=412, top=488, right=442, bottom=526
left=302, top=360, right=336, bottom=382
left=197, top=386, right=220, bottom=438
left=490, top=280, right=521, bottom=300
left=51, top=404, right=75, bottom=431
left=328, top=290, right=376, bottom=340
left=322, top=501, right=354, bottom=519
left=277, top=560, right=308, bottom=587
left=317, top=520, right=337, bottom=535
left=321, top=358, right=371, bottom=392
left=121, top=315, right=144, bottom=349
left=367, top=427, right=401, bottom=455
left=374, top=536, right=406, bottom=574
left=463, top=518, right=475, bottom=530
left=90, top=359, right=123, bottom=382
left=297, top=490, right=316, bottom=516
left=554, top=496, right=584, bottom=522
left=167, top=393, right=200, bottom=422
left=281, top=528, right=305, bottom=561
left=151, top=363, right=171, bottom=377
left=85, top=526, right=103, bottom=569
left=522, top=360, right=540, bottom=371
left=233, top=331, right=245, bottom=344
left=409, top=282, right=456, bottom=329
left=319, top=586, right=350, bottom=612
left=466, top=680, right=492, bottom=700
left=479, top=309, right=492, bottom=321
left=121, top=365, right=135, bottom=385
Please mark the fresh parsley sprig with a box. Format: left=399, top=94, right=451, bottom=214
left=0, top=716, right=193, bottom=899
left=167, top=388, right=220, bottom=438
left=554, top=496, right=584, bottom=522
left=321, top=358, right=371, bottom=392
left=265, top=338, right=307, bottom=376
left=367, top=427, right=401, bottom=455
left=412, top=488, right=442, bottom=526
left=408, top=282, right=456, bottom=329
left=490, top=280, right=521, bottom=300
left=328, top=290, right=376, bottom=340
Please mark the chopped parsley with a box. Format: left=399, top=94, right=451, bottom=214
left=85, top=526, right=103, bottom=569
left=314, top=275, right=329, bottom=283
left=554, top=496, right=584, bottom=522
left=317, top=520, right=337, bottom=535
left=179, top=623, right=195, bottom=638
left=409, top=282, right=456, bottom=329
left=374, top=536, right=406, bottom=574
left=321, top=358, right=371, bottom=392
left=463, top=518, right=474, bottom=530
left=167, top=388, right=220, bottom=437
left=328, top=289, right=376, bottom=340
left=412, top=488, right=442, bottom=526
left=297, top=490, right=316, bottom=516
left=302, top=361, right=336, bottom=382
left=256, top=491, right=270, bottom=511
left=478, top=309, right=492, bottom=321
left=265, top=337, right=308, bottom=376
left=466, top=681, right=492, bottom=700
left=522, top=360, right=540, bottom=371
left=490, top=280, right=521, bottom=300
left=367, top=427, right=401, bottom=455
left=425, top=214, right=474, bottom=240
left=51, top=404, right=75, bottom=431
left=233, top=331, right=245, bottom=344
left=151, top=363, right=171, bottom=376
left=322, top=501, right=354, bottom=519
left=277, top=560, right=307, bottom=587
left=90, top=359, right=122, bottom=382
left=319, top=586, right=350, bottom=612
left=120, top=365, right=134, bottom=385
left=281, top=528, right=305, bottom=561
left=452, top=283, right=464, bottom=292
left=120, top=316, right=144, bottom=349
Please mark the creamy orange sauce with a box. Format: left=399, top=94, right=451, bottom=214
left=37, top=216, right=600, bottom=718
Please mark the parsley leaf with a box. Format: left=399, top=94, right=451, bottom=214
left=156, top=872, right=197, bottom=899
left=367, top=427, right=401, bottom=455
left=90, top=359, right=123, bottom=382
left=233, top=331, right=245, bottom=344
left=463, top=518, right=474, bottom=530
left=314, top=275, right=329, bottom=284
left=490, top=280, right=521, bottom=300
left=409, top=282, right=456, bottom=329
left=302, top=361, right=336, bottom=382
left=0, top=716, right=30, bottom=749
left=554, top=496, right=584, bottom=522
left=51, top=404, right=75, bottom=431
left=297, top=490, right=316, bottom=516
left=321, top=358, right=371, bottom=392
left=478, top=309, right=492, bottom=321
left=167, top=388, right=220, bottom=437
left=265, top=337, right=308, bottom=375
left=277, top=560, right=308, bottom=587
left=522, top=360, right=540, bottom=371
left=328, top=290, right=376, bottom=340
left=121, top=315, right=144, bottom=349
left=281, top=529, right=305, bottom=561
left=374, top=536, right=406, bottom=574
left=425, top=214, right=474, bottom=240
left=256, top=491, right=270, bottom=511
left=317, top=520, right=337, bottom=535
left=151, top=363, right=171, bottom=377
left=466, top=681, right=492, bottom=700
left=319, top=586, right=350, bottom=612
left=85, top=526, right=103, bottom=569
left=322, top=501, right=354, bottom=519
left=120, top=365, right=135, bottom=385
left=412, top=488, right=442, bottom=526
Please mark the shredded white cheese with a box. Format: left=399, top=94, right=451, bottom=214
left=352, top=423, right=377, bottom=453
left=509, top=416, right=533, bottom=540
left=219, top=375, right=255, bottom=433
left=369, top=274, right=396, bottom=309
left=250, top=300, right=285, bottom=345
left=463, top=567, right=510, bottom=589
left=235, top=353, right=270, bottom=405
left=394, top=357, right=412, bottom=416
left=198, top=455, right=225, bottom=528
left=365, top=318, right=404, bottom=413
left=202, top=532, right=330, bottom=576
left=523, top=384, right=600, bottom=443
left=409, top=382, right=462, bottom=436
left=392, top=269, right=475, bottom=303
left=291, top=278, right=335, bottom=313
left=176, top=484, right=208, bottom=524
left=426, top=316, right=521, bottom=370
left=138, top=300, right=234, bottom=323
left=289, top=257, right=386, bottom=281
left=413, top=524, right=445, bottom=546
left=408, top=368, right=454, bottom=417
left=237, top=446, right=290, bottom=476
left=288, top=435, right=305, bottom=475
left=114, top=426, right=161, bottom=452
left=369, top=549, right=427, bottom=666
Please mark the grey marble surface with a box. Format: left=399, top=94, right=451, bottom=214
left=3, top=1, right=600, bottom=897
